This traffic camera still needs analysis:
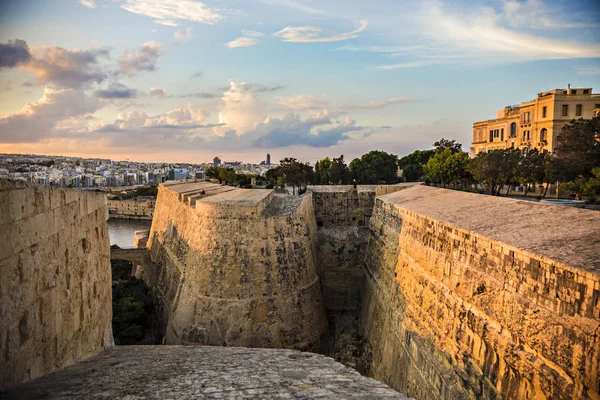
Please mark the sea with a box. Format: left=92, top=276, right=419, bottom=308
left=107, top=218, right=152, bottom=248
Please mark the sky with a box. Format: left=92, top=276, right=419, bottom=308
left=0, top=0, right=599, bottom=164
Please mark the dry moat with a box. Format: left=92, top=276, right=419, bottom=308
left=1, top=180, right=599, bottom=399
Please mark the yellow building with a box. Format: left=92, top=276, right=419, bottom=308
left=107, top=197, right=155, bottom=220
left=471, top=86, right=600, bottom=156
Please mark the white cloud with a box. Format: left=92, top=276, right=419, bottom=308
left=241, top=29, right=264, bottom=38
left=21, top=44, right=109, bottom=88
left=120, top=0, right=223, bottom=26
left=394, top=1, right=600, bottom=68
left=174, top=27, right=193, bottom=43
left=0, top=86, right=103, bottom=143
left=576, top=67, right=600, bottom=76
left=149, top=87, right=167, bottom=97
left=154, top=19, right=177, bottom=26
left=250, top=113, right=363, bottom=148
left=502, top=0, right=599, bottom=29
left=79, top=0, right=96, bottom=9
left=119, top=41, right=162, bottom=75
left=278, top=95, right=327, bottom=110
left=217, top=81, right=264, bottom=133
left=113, top=104, right=207, bottom=128
left=226, top=37, right=260, bottom=48
left=274, top=20, right=368, bottom=43
left=349, top=97, right=411, bottom=110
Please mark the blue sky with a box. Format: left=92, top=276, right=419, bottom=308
left=0, top=0, right=599, bottom=163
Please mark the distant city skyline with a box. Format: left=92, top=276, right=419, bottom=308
left=0, top=0, right=599, bottom=163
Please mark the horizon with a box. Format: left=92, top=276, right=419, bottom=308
left=1, top=0, right=599, bottom=163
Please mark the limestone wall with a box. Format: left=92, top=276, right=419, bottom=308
left=0, top=181, right=113, bottom=389
left=310, top=184, right=413, bottom=339
left=310, top=186, right=376, bottom=228
left=361, top=185, right=600, bottom=400
left=147, top=183, right=328, bottom=351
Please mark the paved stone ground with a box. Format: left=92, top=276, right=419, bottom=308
left=2, top=346, right=410, bottom=399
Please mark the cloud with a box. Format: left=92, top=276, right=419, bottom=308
left=179, top=91, right=219, bottom=99
left=0, top=39, right=32, bottom=68
left=217, top=81, right=264, bottom=134
left=94, top=83, right=137, bottom=99
left=149, top=87, right=167, bottom=97
left=174, top=27, right=193, bottom=44
left=348, top=97, right=411, bottom=110
left=502, top=0, right=599, bottom=29
left=241, top=29, right=264, bottom=38
left=0, top=86, right=103, bottom=143
left=369, top=1, right=600, bottom=69
left=226, top=37, right=260, bottom=48
left=251, top=114, right=362, bottom=148
left=119, top=41, right=161, bottom=75
left=249, top=83, right=286, bottom=92
left=0, top=81, right=12, bottom=92
left=274, top=20, right=368, bottom=43
left=21, top=44, right=110, bottom=88
left=79, top=0, right=96, bottom=9
left=116, top=104, right=208, bottom=128
left=189, top=71, right=203, bottom=79
left=226, top=29, right=265, bottom=48
left=576, top=67, right=600, bottom=76
left=278, top=95, right=327, bottom=110
left=154, top=20, right=178, bottom=26
left=120, top=0, right=223, bottom=26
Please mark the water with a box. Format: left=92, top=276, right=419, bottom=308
left=107, top=219, right=152, bottom=248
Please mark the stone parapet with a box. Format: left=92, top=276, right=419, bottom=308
left=361, top=185, right=600, bottom=400
left=147, top=182, right=328, bottom=351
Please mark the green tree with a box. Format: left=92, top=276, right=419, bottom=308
left=278, top=158, right=313, bottom=194
left=467, top=150, right=506, bottom=195
left=112, top=278, right=155, bottom=345
left=349, top=150, right=399, bottom=184
left=397, top=149, right=435, bottom=182
left=205, top=166, right=220, bottom=181
left=314, top=157, right=332, bottom=184
left=329, top=155, right=350, bottom=184
left=563, top=167, right=600, bottom=201
left=433, top=138, right=462, bottom=154
left=423, top=150, right=471, bottom=188
left=497, top=148, right=522, bottom=195
left=553, top=116, right=600, bottom=182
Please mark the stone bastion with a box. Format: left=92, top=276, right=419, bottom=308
left=146, top=181, right=328, bottom=351
left=2, top=180, right=599, bottom=400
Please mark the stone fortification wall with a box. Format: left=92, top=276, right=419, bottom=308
left=310, top=186, right=376, bottom=228
left=310, top=184, right=414, bottom=338
left=361, top=185, right=600, bottom=400
left=0, top=181, right=113, bottom=389
left=147, top=182, right=327, bottom=351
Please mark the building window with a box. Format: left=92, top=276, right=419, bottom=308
left=562, top=104, right=568, bottom=116
left=527, top=130, right=530, bottom=141
left=542, top=106, right=547, bottom=118
left=540, top=128, right=547, bottom=142
left=510, top=122, right=517, bottom=137
left=489, top=130, right=493, bottom=141
left=501, top=128, right=504, bottom=141
left=571, top=89, right=577, bottom=95
left=576, top=104, right=582, bottom=116
left=583, top=89, right=590, bottom=94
